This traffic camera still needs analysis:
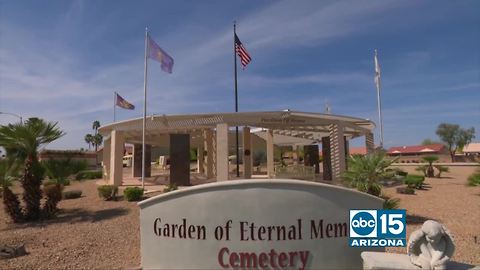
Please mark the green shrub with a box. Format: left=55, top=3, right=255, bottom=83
left=76, top=170, right=102, bottom=180
left=62, top=190, right=82, bottom=199
left=123, top=187, right=144, bottom=201
left=97, top=185, right=118, bottom=201
left=46, top=178, right=70, bottom=186
left=434, top=165, right=449, bottom=178
left=468, top=174, right=480, bottom=186
left=382, top=196, right=400, bottom=209
left=163, top=183, right=177, bottom=193
left=404, top=175, right=425, bottom=189
left=396, top=186, right=415, bottom=195
left=42, top=159, right=86, bottom=182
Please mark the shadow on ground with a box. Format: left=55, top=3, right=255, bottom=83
left=406, top=214, right=433, bottom=225
left=1, top=207, right=130, bottom=231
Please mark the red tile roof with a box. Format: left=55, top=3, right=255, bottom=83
left=349, top=147, right=368, bottom=155
left=387, top=144, right=445, bottom=154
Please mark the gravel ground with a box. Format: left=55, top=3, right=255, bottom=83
left=384, top=165, right=480, bottom=265
left=0, top=180, right=144, bottom=269
left=1, top=166, right=479, bottom=269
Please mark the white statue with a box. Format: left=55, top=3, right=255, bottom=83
left=407, top=220, right=455, bottom=270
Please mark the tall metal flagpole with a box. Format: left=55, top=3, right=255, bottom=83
left=113, top=91, right=116, bottom=123
left=374, top=49, right=384, bottom=148
left=142, top=28, right=149, bottom=189
left=233, top=22, right=240, bottom=178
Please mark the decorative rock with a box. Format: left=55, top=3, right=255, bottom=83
left=0, top=244, right=27, bottom=260
left=408, top=220, right=455, bottom=270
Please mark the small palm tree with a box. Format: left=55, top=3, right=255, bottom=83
left=92, top=121, right=101, bottom=152
left=0, top=118, right=65, bottom=221
left=343, top=152, right=395, bottom=196
left=0, top=158, right=23, bottom=222
left=422, top=156, right=439, bottom=177
left=84, top=134, right=93, bottom=150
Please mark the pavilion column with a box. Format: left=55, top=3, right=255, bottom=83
left=132, top=143, right=151, bottom=178
left=266, top=129, right=275, bottom=178
left=322, top=137, right=332, bottom=181
left=365, top=132, right=375, bottom=154
left=102, top=137, right=111, bottom=180
left=329, top=124, right=346, bottom=182
left=169, top=134, right=190, bottom=186
left=197, top=144, right=204, bottom=174
left=204, top=129, right=214, bottom=179
left=216, top=123, right=229, bottom=181
left=242, top=127, right=252, bottom=179
left=109, top=130, right=124, bottom=186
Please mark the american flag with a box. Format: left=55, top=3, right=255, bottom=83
left=235, top=34, right=251, bottom=69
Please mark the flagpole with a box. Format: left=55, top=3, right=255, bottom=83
left=375, top=49, right=384, bottom=148
left=113, top=91, right=116, bottom=123
left=142, top=27, right=149, bottom=190
left=233, top=22, right=240, bottom=178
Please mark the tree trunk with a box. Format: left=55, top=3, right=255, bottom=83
left=2, top=187, right=24, bottom=223
left=22, top=156, right=42, bottom=221
left=427, top=165, right=435, bottom=177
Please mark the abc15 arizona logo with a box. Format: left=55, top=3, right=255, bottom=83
left=349, top=210, right=406, bottom=247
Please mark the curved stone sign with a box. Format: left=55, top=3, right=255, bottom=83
left=139, top=179, right=384, bottom=269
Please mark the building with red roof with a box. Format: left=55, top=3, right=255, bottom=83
left=387, top=144, right=449, bottom=163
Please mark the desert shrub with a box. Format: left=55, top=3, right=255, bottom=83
left=381, top=196, right=400, bottom=209
left=63, top=190, right=82, bottom=199
left=69, top=160, right=88, bottom=174
left=97, top=185, right=118, bottom=201
left=76, top=170, right=102, bottom=180
left=163, top=183, right=177, bottom=193
left=434, top=165, right=449, bottom=178
left=42, top=159, right=85, bottom=182
left=396, top=186, right=415, bottom=195
left=404, top=175, right=425, bottom=189
left=124, top=187, right=144, bottom=201
left=468, top=173, right=480, bottom=186
left=343, top=153, right=395, bottom=197
left=43, top=184, right=63, bottom=217
left=422, top=156, right=439, bottom=177
left=415, top=165, right=427, bottom=177
left=46, top=178, right=70, bottom=186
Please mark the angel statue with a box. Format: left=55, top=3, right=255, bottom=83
left=407, top=220, right=455, bottom=270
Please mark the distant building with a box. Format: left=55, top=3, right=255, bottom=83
left=461, top=142, right=480, bottom=162
left=387, top=144, right=450, bottom=163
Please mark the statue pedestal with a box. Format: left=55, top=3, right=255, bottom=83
left=361, top=252, right=418, bottom=270
left=361, top=252, right=479, bottom=270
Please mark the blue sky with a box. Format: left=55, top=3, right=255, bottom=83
left=0, top=0, right=479, bottom=150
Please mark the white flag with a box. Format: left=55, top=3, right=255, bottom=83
left=374, top=49, right=381, bottom=91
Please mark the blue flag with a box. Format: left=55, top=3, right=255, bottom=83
left=147, top=35, right=174, bottom=73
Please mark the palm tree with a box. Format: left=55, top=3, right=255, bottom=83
left=92, top=121, right=101, bottom=152
left=0, top=158, right=23, bottom=222
left=422, top=156, right=439, bottom=177
left=343, top=152, right=395, bottom=196
left=0, top=118, right=64, bottom=220
left=92, top=120, right=100, bottom=134
left=84, top=134, right=93, bottom=150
